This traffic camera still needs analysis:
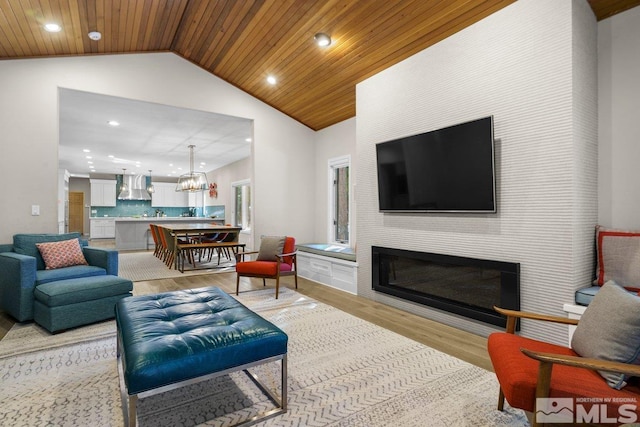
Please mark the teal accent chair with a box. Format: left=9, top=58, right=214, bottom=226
left=0, top=232, right=119, bottom=323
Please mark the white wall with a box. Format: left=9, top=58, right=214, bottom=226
left=0, top=53, right=316, bottom=247
left=313, top=118, right=357, bottom=245
left=206, top=156, right=251, bottom=215
left=355, top=0, right=597, bottom=344
left=206, top=157, right=254, bottom=249
left=597, top=5, right=640, bottom=230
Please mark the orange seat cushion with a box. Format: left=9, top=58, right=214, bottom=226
left=236, top=236, right=296, bottom=279
left=236, top=261, right=292, bottom=276
left=488, top=332, right=640, bottom=414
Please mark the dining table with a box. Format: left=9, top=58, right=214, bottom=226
left=157, top=223, right=242, bottom=271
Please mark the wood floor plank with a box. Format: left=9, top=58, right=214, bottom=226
left=131, top=272, right=493, bottom=371
left=0, top=272, right=492, bottom=371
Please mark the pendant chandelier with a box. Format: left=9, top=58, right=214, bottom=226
left=176, top=145, right=208, bottom=192
left=147, top=169, right=155, bottom=193
left=120, top=169, right=128, bottom=192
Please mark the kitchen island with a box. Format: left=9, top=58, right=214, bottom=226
left=114, top=217, right=225, bottom=250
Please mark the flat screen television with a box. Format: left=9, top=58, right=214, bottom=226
left=375, top=116, right=496, bottom=213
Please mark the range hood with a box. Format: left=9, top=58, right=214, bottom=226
left=118, top=174, right=152, bottom=201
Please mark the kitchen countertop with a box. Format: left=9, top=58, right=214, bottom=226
left=91, top=216, right=222, bottom=221
left=113, top=217, right=224, bottom=250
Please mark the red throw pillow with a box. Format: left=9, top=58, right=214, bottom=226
left=595, top=226, right=640, bottom=292
left=36, top=238, right=88, bottom=270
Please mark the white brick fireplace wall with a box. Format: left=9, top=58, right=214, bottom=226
left=355, top=0, right=597, bottom=344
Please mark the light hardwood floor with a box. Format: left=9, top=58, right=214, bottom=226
left=0, top=242, right=583, bottom=425
left=136, top=275, right=596, bottom=427
left=0, top=272, right=492, bottom=371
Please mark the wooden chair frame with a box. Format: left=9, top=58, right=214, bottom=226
left=493, top=306, right=640, bottom=427
left=235, top=250, right=298, bottom=299
left=148, top=224, right=162, bottom=259
left=158, top=226, right=195, bottom=270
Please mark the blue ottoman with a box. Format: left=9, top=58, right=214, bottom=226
left=115, top=286, right=288, bottom=427
left=33, top=274, right=133, bottom=333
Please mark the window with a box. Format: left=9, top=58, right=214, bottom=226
left=232, top=179, right=251, bottom=232
left=329, top=156, right=350, bottom=245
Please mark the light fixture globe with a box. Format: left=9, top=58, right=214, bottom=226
left=314, top=32, right=331, bottom=47
left=120, top=169, right=128, bottom=192
left=147, top=170, right=155, bottom=193
left=176, top=145, right=209, bottom=192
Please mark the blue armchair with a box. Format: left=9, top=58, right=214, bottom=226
left=0, top=232, right=119, bottom=322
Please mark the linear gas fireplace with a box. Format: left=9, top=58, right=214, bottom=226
left=372, top=246, right=520, bottom=328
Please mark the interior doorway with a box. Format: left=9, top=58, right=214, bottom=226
left=69, top=192, right=84, bottom=235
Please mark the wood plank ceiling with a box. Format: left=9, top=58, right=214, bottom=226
left=1, top=0, right=638, bottom=131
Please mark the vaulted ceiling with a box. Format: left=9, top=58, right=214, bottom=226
left=1, top=0, right=638, bottom=131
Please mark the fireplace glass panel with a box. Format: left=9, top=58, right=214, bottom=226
left=372, top=246, right=519, bottom=328
left=386, top=257, right=501, bottom=311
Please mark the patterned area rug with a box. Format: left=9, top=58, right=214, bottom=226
left=118, top=251, right=235, bottom=282
left=0, top=288, right=528, bottom=426
left=0, top=318, right=115, bottom=358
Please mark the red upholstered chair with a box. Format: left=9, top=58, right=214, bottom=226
left=488, top=305, right=640, bottom=427
left=235, top=236, right=297, bottom=299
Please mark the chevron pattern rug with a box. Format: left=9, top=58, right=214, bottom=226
left=0, top=288, right=528, bottom=426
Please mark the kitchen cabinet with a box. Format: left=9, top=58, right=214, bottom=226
left=90, top=179, right=117, bottom=207
left=151, top=182, right=189, bottom=207
left=90, top=218, right=115, bottom=239
left=188, top=191, right=204, bottom=207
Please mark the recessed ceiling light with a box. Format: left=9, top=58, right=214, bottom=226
left=88, top=31, right=102, bottom=41
left=44, top=23, right=62, bottom=33
left=314, top=33, right=331, bottom=47
left=108, top=120, right=120, bottom=127
left=267, top=75, right=277, bottom=85
left=86, top=156, right=92, bottom=159
left=87, top=161, right=93, bottom=164
left=108, top=155, right=114, bottom=158
left=245, top=138, right=252, bottom=142
left=83, top=149, right=91, bottom=153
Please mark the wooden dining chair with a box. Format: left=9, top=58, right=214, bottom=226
left=196, top=224, right=237, bottom=263
left=157, top=226, right=174, bottom=267
left=159, top=226, right=195, bottom=270
left=154, top=225, right=171, bottom=265
left=215, top=226, right=239, bottom=262
left=149, top=224, right=162, bottom=258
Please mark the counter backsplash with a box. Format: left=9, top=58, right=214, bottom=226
left=93, top=201, right=225, bottom=219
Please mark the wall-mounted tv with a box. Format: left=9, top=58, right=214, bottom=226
left=375, top=116, right=496, bottom=213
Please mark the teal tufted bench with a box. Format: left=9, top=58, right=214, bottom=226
left=115, top=286, right=288, bottom=427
